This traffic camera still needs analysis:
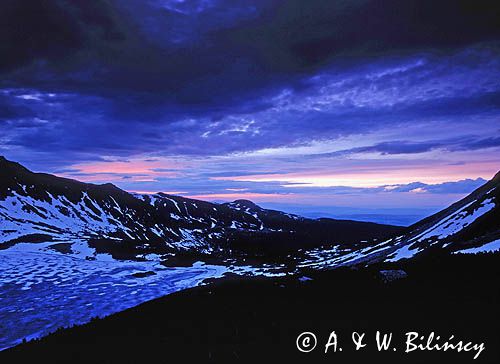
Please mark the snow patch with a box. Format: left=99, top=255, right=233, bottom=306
left=454, top=239, right=500, bottom=254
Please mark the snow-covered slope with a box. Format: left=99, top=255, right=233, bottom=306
left=0, top=157, right=182, bottom=253
left=300, top=171, right=500, bottom=268
left=4, top=156, right=495, bottom=270
left=0, top=157, right=400, bottom=262
left=382, top=171, right=500, bottom=262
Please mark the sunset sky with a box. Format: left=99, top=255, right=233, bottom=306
left=1, top=1, right=499, bottom=224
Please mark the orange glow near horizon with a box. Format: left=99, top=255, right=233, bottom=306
left=184, top=192, right=294, bottom=201
left=129, top=190, right=189, bottom=195
left=212, top=162, right=499, bottom=188
left=73, top=160, right=179, bottom=175
left=57, top=158, right=184, bottom=183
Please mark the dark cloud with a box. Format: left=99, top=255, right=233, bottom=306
left=394, top=90, right=500, bottom=119
left=357, top=141, right=441, bottom=155
left=1, top=0, right=499, bottom=105
left=0, top=0, right=125, bottom=72
left=201, top=171, right=283, bottom=178
left=309, top=136, right=500, bottom=158
left=452, top=136, right=500, bottom=151
left=0, top=0, right=499, bottom=181
left=223, top=0, right=500, bottom=70
left=0, top=97, right=33, bottom=120
left=150, top=168, right=181, bottom=173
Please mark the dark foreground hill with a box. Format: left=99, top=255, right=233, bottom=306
left=2, top=252, right=499, bottom=364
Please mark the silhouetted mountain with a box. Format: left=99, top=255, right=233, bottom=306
left=0, top=156, right=401, bottom=263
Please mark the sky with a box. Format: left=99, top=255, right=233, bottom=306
left=1, top=0, right=499, bottom=225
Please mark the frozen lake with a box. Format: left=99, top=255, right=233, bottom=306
left=0, top=242, right=282, bottom=351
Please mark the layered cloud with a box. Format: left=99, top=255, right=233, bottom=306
left=0, top=0, right=499, bottom=215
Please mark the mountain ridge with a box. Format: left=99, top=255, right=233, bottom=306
left=0, top=156, right=401, bottom=264
left=1, top=156, right=498, bottom=268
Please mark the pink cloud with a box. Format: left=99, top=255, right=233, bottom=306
left=58, top=158, right=185, bottom=183
left=212, top=160, right=499, bottom=188
left=185, top=192, right=295, bottom=202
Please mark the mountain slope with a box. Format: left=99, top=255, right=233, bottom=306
left=0, top=157, right=177, bottom=251
left=0, top=157, right=401, bottom=262
left=384, top=171, right=499, bottom=261
left=300, top=170, right=499, bottom=268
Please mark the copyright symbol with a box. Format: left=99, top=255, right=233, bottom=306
left=296, top=331, right=317, bottom=353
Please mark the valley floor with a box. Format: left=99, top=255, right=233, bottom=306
left=2, top=253, right=499, bottom=364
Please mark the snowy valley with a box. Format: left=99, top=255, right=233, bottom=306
left=0, top=156, right=499, bottom=351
